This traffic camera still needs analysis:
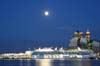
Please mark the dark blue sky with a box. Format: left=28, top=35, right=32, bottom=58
left=0, top=0, right=100, bottom=52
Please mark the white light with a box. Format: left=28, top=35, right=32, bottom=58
left=44, top=11, right=49, bottom=16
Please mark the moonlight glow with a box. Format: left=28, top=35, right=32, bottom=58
left=44, top=11, right=49, bottom=16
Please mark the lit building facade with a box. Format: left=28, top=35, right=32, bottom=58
left=69, top=30, right=93, bottom=49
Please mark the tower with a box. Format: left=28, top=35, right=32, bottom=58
left=79, top=32, right=84, bottom=38
left=74, top=31, right=80, bottom=38
left=74, top=31, right=82, bottom=48
left=85, top=30, right=92, bottom=50
left=85, top=29, right=91, bottom=40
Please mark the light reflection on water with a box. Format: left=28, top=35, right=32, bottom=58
left=19, top=59, right=32, bottom=66
left=19, top=59, right=91, bottom=66
left=35, top=59, right=53, bottom=66
left=71, top=59, right=91, bottom=66
left=0, top=59, right=99, bottom=66
left=40, top=59, right=90, bottom=66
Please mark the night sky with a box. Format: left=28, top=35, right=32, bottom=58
left=0, top=0, right=100, bottom=52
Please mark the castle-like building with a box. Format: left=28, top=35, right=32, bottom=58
left=69, top=30, right=93, bottom=50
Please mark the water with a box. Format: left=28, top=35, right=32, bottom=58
left=0, top=59, right=100, bottom=66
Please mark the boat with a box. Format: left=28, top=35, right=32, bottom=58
left=32, top=47, right=95, bottom=59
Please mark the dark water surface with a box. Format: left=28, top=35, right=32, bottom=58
left=0, top=59, right=100, bottom=66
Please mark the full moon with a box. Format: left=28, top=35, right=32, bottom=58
left=44, top=11, right=49, bottom=16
